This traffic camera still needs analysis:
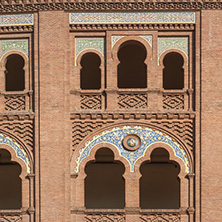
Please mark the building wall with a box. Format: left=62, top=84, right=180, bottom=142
left=0, top=6, right=221, bottom=222
left=201, top=10, right=222, bottom=222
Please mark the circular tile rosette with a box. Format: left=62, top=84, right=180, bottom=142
left=122, top=134, right=141, bottom=151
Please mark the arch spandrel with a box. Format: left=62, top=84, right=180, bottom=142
left=73, top=125, right=190, bottom=174
left=0, top=133, right=31, bottom=174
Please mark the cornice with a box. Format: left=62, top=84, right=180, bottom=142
left=70, top=112, right=195, bottom=120
left=0, top=25, right=33, bottom=33
left=70, top=23, right=195, bottom=31
left=0, top=1, right=222, bottom=13
left=0, top=112, right=35, bottom=121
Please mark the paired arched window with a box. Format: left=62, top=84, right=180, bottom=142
left=5, top=54, right=25, bottom=92
left=0, top=149, right=22, bottom=209
left=140, top=148, right=180, bottom=209
left=80, top=52, right=101, bottom=90
left=163, top=52, right=184, bottom=90
left=85, top=148, right=125, bottom=209
left=84, top=147, right=180, bottom=210
left=117, top=40, right=147, bottom=89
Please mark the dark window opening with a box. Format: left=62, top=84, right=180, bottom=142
left=85, top=148, right=125, bottom=209
left=163, top=52, right=184, bottom=90
left=80, top=53, right=101, bottom=90
left=140, top=148, right=180, bottom=209
left=118, top=40, right=147, bottom=88
left=0, top=149, right=22, bottom=209
left=5, top=54, right=25, bottom=91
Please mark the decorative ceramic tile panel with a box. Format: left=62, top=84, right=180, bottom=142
left=75, top=126, right=189, bottom=173
left=75, top=37, right=105, bottom=61
left=140, top=35, right=152, bottom=48
left=112, top=36, right=125, bottom=48
left=70, top=12, right=195, bottom=24
left=0, top=39, right=29, bottom=60
left=158, top=37, right=189, bottom=59
left=0, top=133, right=30, bottom=173
left=0, top=14, right=33, bottom=26
left=112, top=35, right=152, bottom=48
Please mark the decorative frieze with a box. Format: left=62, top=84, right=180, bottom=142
left=70, top=12, right=195, bottom=25
left=0, top=2, right=221, bottom=13
left=0, top=14, right=33, bottom=27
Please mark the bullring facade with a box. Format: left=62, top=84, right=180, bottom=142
left=0, top=4, right=221, bottom=222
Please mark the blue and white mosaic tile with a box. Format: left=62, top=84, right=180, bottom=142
left=70, top=12, right=195, bottom=24
left=158, top=37, right=189, bottom=60
left=75, top=37, right=105, bottom=63
left=0, top=39, right=29, bottom=60
left=0, top=134, right=30, bottom=173
left=0, top=14, right=33, bottom=26
left=75, top=126, right=189, bottom=173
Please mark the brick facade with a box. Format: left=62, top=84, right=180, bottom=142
left=0, top=5, right=221, bottom=222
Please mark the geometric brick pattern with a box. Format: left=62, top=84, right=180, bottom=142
left=72, top=120, right=114, bottom=149
left=152, top=119, right=194, bottom=150
left=0, top=214, right=22, bottom=222
left=85, top=214, right=125, bottom=222
left=163, top=94, right=184, bottom=110
left=5, top=95, right=25, bottom=111
left=80, top=94, right=102, bottom=110
left=118, top=93, right=147, bottom=109
left=140, top=213, right=180, bottom=222
left=0, top=120, right=34, bottom=151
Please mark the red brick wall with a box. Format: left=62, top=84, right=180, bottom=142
left=201, top=10, right=222, bottom=222
left=38, top=10, right=70, bottom=221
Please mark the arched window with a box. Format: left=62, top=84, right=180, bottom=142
left=85, top=148, right=125, bottom=209
left=0, top=149, right=22, bottom=209
left=5, top=54, right=25, bottom=91
left=80, top=52, right=101, bottom=90
left=118, top=40, right=147, bottom=88
left=163, top=52, right=184, bottom=90
left=140, top=148, right=180, bottom=209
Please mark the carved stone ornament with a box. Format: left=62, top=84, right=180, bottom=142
left=122, top=134, right=141, bottom=151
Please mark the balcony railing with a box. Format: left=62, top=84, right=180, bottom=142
left=0, top=91, right=33, bottom=113
left=71, top=88, right=193, bottom=112
left=71, top=208, right=185, bottom=221
left=0, top=209, right=22, bottom=222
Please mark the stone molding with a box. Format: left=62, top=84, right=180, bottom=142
left=71, top=112, right=195, bottom=120
left=0, top=2, right=222, bottom=13
left=70, top=23, right=195, bottom=31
